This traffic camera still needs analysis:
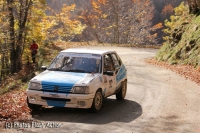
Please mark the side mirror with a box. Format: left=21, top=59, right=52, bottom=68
left=103, top=71, right=114, bottom=76
left=41, top=66, right=47, bottom=70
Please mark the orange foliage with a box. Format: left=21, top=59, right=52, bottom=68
left=162, top=4, right=174, bottom=16
left=153, top=33, right=158, bottom=37
left=91, top=0, right=99, bottom=9
left=0, top=91, right=31, bottom=121
left=151, top=23, right=163, bottom=31
left=132, top=0, right=140, bottom=3
left=98, top=0, right=106, bottom=5
left=132, top=0, right=150, bottom=7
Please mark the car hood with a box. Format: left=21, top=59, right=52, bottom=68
left=31, top=70, right=99, bottom=86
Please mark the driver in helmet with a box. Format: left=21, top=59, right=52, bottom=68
left=88, top=58, right=98, bottom=73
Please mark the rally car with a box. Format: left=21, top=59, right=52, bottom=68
left=26, top=48, right=127, bottom=112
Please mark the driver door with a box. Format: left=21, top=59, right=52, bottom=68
left=103, top=54, right=116, bottom=97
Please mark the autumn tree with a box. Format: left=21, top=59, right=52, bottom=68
left=25, top=1, right=56, bottom=43
left=5, top=0, right=35, bottom=73
left=162, top=2, right=188, bottom=41
left=0, top=0, right=49, bottom=77
left=161, top=4, right=174, bottom=20
left=197, top=0, right=200, bottom=8
left=78, top=0, right=104, bottom=43
left=52, top=4, right=86, bottom=41
left=79, top=0, right=158, bottom=45
left=0, top=0, right=10, bottom=80
left=153, top=0, right=183, bottom=19
left=0, top=0, right=85, bottom=79
left=125, top=0, right=157, bottom=45
left=187, top=0, right=200, bottom=14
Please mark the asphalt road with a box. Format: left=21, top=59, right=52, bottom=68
left=2, top=47, right=200, bottom=133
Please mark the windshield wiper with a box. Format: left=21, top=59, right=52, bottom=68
left=87, top=71, right=99, bottom=74
left=66, top=69, right=87, bottom=73
left=47, top=68, right=61, bottom=71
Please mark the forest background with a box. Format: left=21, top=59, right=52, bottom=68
left=0, top=0, right=183, bottom=81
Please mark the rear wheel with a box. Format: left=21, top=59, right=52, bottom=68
left=116, top=80, right=127, bottom=100
left=27, top=97, right=42, bottom=111
left=91, top=89, right=103, bottom=112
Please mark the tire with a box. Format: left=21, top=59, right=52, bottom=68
left=27, top=97, right=42, bottom=111
left=116, top=80, right=127, bottom=100
left=91, top=89, right=103, bottom=112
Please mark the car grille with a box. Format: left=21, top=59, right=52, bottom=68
left=41, top=97, right=71, bottom=102
left=41, top=84, right=72, bottom=93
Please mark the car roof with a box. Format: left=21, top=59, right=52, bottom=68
left=60, top=48, right=115, bottom=55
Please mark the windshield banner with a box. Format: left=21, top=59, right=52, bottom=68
left=58, top=53, right=101, bottom=59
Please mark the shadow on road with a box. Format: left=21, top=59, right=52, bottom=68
left=31, top=98, right=142, bottom=124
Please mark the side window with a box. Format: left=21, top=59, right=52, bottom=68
left=111, top=53, right=121, bottom=70
left=104, top=54, right=115, bottom=71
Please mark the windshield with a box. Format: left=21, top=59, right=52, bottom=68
left=47, top=52, right=102, bottom=73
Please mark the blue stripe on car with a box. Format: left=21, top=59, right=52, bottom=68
left=40, top=71, right=86, bottom=107
left=116, top=64, right=126, bottom=83
left=46, top=100, right=66, bottom=107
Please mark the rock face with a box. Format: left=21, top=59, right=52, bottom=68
left=156, top=15, right=200, bottom=67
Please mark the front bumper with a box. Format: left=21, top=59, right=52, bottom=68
left=26, top=90, right=94, bottom=108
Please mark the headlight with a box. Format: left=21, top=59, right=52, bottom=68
left=28, top=82, right=42, bottom=90
left=72, top=86, right=89, bottom=94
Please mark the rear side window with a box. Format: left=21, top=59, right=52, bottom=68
left=111, top=53, right=121, bottom=70
left=103, top=54, right=115, bottom=71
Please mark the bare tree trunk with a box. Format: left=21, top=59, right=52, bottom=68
left=196, top=0, right=200, bottom=9
left=0, top=45, right=3, bottom=81
left=93, top=29, right=101, bottom=43
left=1, top=53, right=5, bottom=80
left=112, top=0, right=119, bottom=44
left=7, top=0, right=32, bottom=73
left=187, top=0, right=199, bottom=14
left=16, top=0, right=32, bottom=71
left=7, top=0, right=16, bottom=74
left=85, top=13, right=101, bottom=43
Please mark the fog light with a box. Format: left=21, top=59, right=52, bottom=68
left=78, top=101, right=86, bottom=106
left=30, top=96, right=36, bottom=101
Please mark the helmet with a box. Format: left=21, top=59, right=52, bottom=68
left=90, top=58, right=96, bottom=63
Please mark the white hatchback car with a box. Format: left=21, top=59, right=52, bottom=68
left=26, top=48, right=127, bottom=112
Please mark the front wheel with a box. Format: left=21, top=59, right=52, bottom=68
left=91, top=89, right=103, bottom=112
left=116, top=80, right=127, bottom=100
left=27, top=97, right=42, bottom=111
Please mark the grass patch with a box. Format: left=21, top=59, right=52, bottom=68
left=0, top=80, right=28, bottom=95
left=156, top=14, right=200, bottom=69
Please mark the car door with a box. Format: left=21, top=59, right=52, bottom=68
left=102, top=54, right=116, bottom=97
left=113, top=52, right=127, bottom=88
left=110, top=53, right=123, bottom=90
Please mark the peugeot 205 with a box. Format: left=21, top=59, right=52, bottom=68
left=26, top=48, right=127, bottom=112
